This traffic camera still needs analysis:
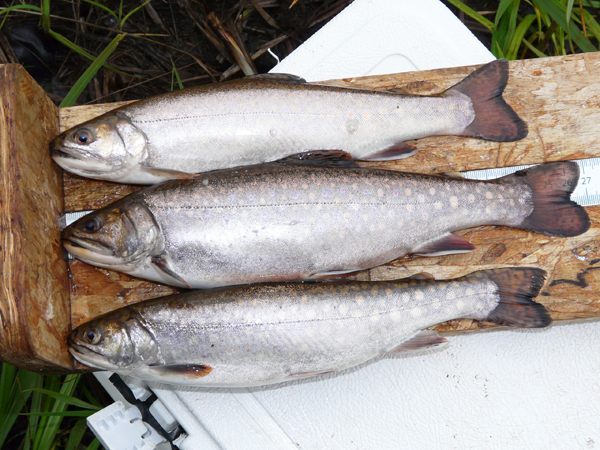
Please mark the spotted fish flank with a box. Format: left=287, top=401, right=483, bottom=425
left=51, top=60, right=527, bottom=184
left=68, top=268, right=550, bottom=387
left=61, top=159, right=589, bottom=289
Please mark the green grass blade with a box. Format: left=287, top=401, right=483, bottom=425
left=34, top=374, right=81, bottom=450
left=48, top=30, right=132, bottom=79
left=22, top=411, right=98, bottom=417
left=0, top=4, right=42, bottom=16
left=41, top=0, right=50, bottom=34
left=82, top=0, right=119, bottom=22
left=523, top=34, right=550, bottom=57
left=0, top=363, right=17, bottom=415
left=581, top=9, right=600, bottom=41
left=496, top=0, right=517, bottom=26
left=120, top=0, right=153, bottom=29
left=65, top=419, right=89, bottom=450
left=28, top=388, right=101, bottom=411
left=533, top=0, right=598, bottom=51
left=0, top=368, right=40, bottom=448
left=566, top=0, right=575, bottom=25
left=444, top=0, right=494, bottom=31
left=507, top=14, right=538, bottom=59
left=171, top=58, right=184, bottom=90
left=59, top=33, right=126, bottom=107
left=23, top=375, right=44, bottom=450
left=87, top=438, right=101, bottom=450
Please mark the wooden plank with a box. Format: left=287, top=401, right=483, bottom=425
left=59, top=53, right=600, bottom=334
left=0, top=64, right=71, bottom=371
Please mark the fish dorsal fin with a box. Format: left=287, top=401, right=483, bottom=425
left=413, top=233, right=475, bottom=257
left=387, top=330, right=449, bottom=354
left=276, top=150, right=359, bottom=167
left=246, top=73, right=307, bottom=84
left=151, top=255, right=192, bottom=288
left=407, top=272, right=435, bottom=281
left=148, top=364, right=213, bottom=378
left=362, top=142, right=418, bottom=161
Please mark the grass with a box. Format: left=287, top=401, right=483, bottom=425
left=0, top=0, right=598, bottom=448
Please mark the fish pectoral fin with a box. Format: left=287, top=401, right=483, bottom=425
left=151, top=256, right=192, bottom=288
left=148, top=364, right=213, bottom=378
left=361, top=142, right=418, bottom=161
left=276, top=150, right=359, bottom=167
left=139, top=166, right=198, bottom=180
left=412, top=233, right=475, bottom=257
left=285, top=370, right=335, bottom=380
left=387, top=331, right=449, bottom=354
left=245, top=73, right=307, bottom=84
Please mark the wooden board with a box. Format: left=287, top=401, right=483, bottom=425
left=3, top=53, right=600, bottom=371
left=0, top=65, right=71, bottom=371
left=62, top=53, right=600, bottom=335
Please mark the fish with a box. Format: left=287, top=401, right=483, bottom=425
left=68, top=267, right=551, bottom=387
left=61, top=156, right=589, bottom=289
left=50, top=60, right=527, bottom=184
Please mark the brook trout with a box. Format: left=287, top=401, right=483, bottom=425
left=51, top=60, right=526, bottom=184
left=62, top=157, right=589, bottom=289
left=68, top=268, right=550, bottom=387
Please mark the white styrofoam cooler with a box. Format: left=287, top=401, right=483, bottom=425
left=88, top=1, right=600, bottom=448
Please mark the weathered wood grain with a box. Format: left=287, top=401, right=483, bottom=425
left=60, top=53, right=600, bottom=335
left=0, top=65, right=71, bottom=371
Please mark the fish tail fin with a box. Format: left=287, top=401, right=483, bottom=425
left=472, top=267, right=551, bottom=328
left=447, top=59, right=527, bottom=142
left=501, top=162, right=590, bottom=237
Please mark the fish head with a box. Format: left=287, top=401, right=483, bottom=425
left=68, top=309, right=158, bottom=371
left=62, top=199, right=161, bottom=271
left=50, top=112, right=147, bottom=182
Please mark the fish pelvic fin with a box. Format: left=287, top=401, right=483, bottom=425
left=469, top=267, right=551, bottom=328
left=448, top=59, right=528, bottom=142
left=502, top=162, right=590, bottom=237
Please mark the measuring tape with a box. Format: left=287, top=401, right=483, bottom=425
left=463, top=157, right=600, bottom=207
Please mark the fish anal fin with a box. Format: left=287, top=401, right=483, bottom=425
left=149, top=364, right=213, bottom=378
left=285, top=370, right=335, bottom=380
left=151, top=255, right=192, bottom=288
left=388, top=330, right=449, bottom=354
left=276, top=150, right=359, bottom=167
left=413, top=233, right=475, bottom=257
left=362, top=142, right=418, bottom=161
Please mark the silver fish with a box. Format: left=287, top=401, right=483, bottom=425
left=51, top=60, right=527, bottom=184
left=62, top=158, right=589, bottom=289
left=68, top=268, right=551, bottom=387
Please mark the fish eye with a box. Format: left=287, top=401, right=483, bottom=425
left=81, top=216, right=102, bottom=233
left=74, top=129, right=93, bottom=145
left=83, top=327, right=103, bottom=345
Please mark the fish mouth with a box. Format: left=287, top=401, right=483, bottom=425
left=68, top=342, right=112, bottom=370
left=63, top=237, right=127, bottom=266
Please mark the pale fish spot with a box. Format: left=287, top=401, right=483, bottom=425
left=347, top=118, right=359, bottom=134
left=202, top=179, right=209, bottom=186
left=499, top=186, right=505, bottom=191
left=405, top=188, right=412, bottom=196
left=388, top=210, right=395, bottom=218
left=414, top=290, right=424, bottom=300
left=468, top=194, right=475, bottom=203
left=395, top=107, right=404, bottom=117
left=434, top=201, right=443, bottom=210
left=316, top=204, right=323, bottom=211
left=304, top=309, right=317, bottom=319
left=418, top=194, right=425, bottom=203
left=390, top=310, right=402, bottom=321
left=450, top=196, right=459, bottom=208
left=410, top=308, right=422, bottom=317
left=356, top=295, right=365, bottom=305
left=193, top=193, right=201, bottom=199
left=302, top=183, right=309, bottom=189
left=401, top=293, right=410, bottom=303
left=378, top=223, right=386, bottom=230
left=309, top=193, right=316, bottom=200
left=485, top=191, right=493, bottom=199
left=301, top=295, right=309, bottom=304
left=518, top=198, right=526, bottom=204
left=339, top=303, right=350, bottom=315
left=475, top=302, right=483, bottom=310
left=406, top=204, right=415, bottom=212
left=456, top=300, right=464, bottom=309
left=466, top=288, right=475, bottom=296
left=378, top=188, right=384, bottom=197
left=485, top=206, right=491, bottom=214
left=343, top=212, right=351, bottom=220
left=446, top=291, right=456, bottom=300
left=398, top=220, right=404, bottom=227
left=369, top=224, right=376, bottom=232
left=371, top=285, right=379, bottom=295
left=509, top=199, right=515, bottom=206
left=385, top=288, right=393, bottom=296
left=429, top=188, right=436, bottom=195
left=339, top=231, right=346, bottom=238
